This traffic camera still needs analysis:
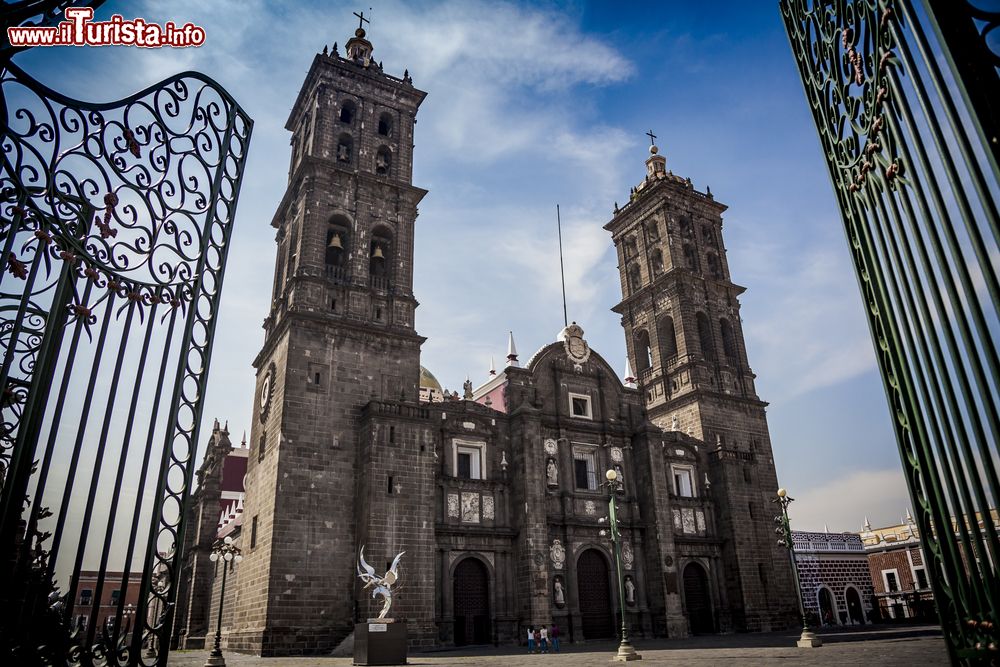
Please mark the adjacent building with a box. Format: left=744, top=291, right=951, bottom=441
left=173, top=19, right=798, bottom=656
left=791, top=530, right=872, bottom=626
left=860, top=513, right=936, bottom=621
left=70, top=570, right=143, bottom=635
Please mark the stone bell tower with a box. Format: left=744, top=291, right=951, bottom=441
left=229, top=17, right=428, bottom=655
left=604, top=139, right=798, bottom=631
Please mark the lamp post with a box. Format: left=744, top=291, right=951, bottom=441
left=772, top=488, right=822, bottom=648
left=602, top=468, right=642, bottom=662
left=205, top=536, right=243, bottom=667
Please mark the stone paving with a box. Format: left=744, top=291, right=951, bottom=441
left=168, top=625, right=948, bottom=666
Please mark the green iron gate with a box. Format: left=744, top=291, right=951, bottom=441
left=780, top=0, right=999, bottom=663
left=0, top=3, right=253, bottom=665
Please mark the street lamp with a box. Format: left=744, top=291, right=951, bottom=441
left=205, top=536, right=243, bottom=667
left=602, top=468, right=642, bottom=662
left=772, top=488, right=822, bottom=648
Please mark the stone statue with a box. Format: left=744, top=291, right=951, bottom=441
left=614, top=464, right=624, bottom=486
left=671, top=415, right=679, bottom=431
left=554, top=578, right=565, bottom=606
left=546, top=458, right=558, bottom=486
left=463, top=378, right=473, bottom=399
left=625, top=576, right=636, bottom=605
left=357, top=546, right=405, bottom=620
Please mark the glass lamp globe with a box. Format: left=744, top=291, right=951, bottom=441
left=235, top=554, right=244, bottom=563
left=209, top=552, right=218, bottom=562
left=224, top=536, right=233, bottom=545
left=777, top=488, right=787, bottom=498
left=606, top=469, right=618, bottom=482
left=224, top=552, right=233, bottom=561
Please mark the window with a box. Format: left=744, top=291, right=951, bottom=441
left=339, top=100, right=356, bottom=124
left=683, top=243, right=698, bottom=271
left=645, top=221, right=660, bottom=241
left=250, top=515, right=258, bottom=549
left=76, top=615, right=88, bottom=631
left=672, top=466, right=695, bottom=497
left=742, top=466, right=752, bottom=484
left=79, top=589, right=93, bottom=605
left=387, top=474, right=395, bottom=494
left=573, top=448, right=597, bottom=490
left=634, top=329, right=652, bottom=373
left=658, top=316, right=678, bottom=363
left=377, top=112, right=393, bottom=137
left=696, top=312, right=716, bottom=361
left=914, top=567, right=928, bottom=590
left=110, top=589, right=121, bottom=605
left=258, top=434, right=266, bottom=462
left=884, top=569, right=900, bottom=593
left=651, top=249, right=664, bottom=275
left=336, top=133, right=353, bottom=164
left=628, top=263, right=642, bottom=292
left=720, top=318, right=738, bottom=364
left=452, top=440, right=484, bottom=480
left=375, top=146, right=392, bottom=176
left=568, top=392, right=592, bottom=419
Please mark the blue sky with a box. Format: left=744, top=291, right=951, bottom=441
left=15, top=0, right=916, bottom=532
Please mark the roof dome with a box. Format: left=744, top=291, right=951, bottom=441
left=419, top=366, right=442, bottom=392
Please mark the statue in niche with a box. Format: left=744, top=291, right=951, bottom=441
left=553, top=577, right=566, bottom=607
left=614, top=464, right=624, bottom=487
left=624, top=576, right=636, bottom=605
left=671, top=415, right=679, bottom=431
left=546, top=458, right=558, bottom=487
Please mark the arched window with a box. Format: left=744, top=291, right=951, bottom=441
left=719, top=318, right=738, bottom=364
left=369, top=226, right=393, bottom=288
left=683, top=244, right=699, bottom=271
left=658, top=316, right=678, bottom=364
left=339, top=99, right=356, bottom=124
left=325, top=215, right=350, bottom=280
left=336, top=133, right=353, bottom=165
left=651, top=249, right=664, bottom=275
left=634, top=329, right=652, bottom=373
left=375, top=146, right=392, bottom=176
left=623, top=236, right=638, bottom=259
left=378, top=112, right=393, bottom=137
left=707, top=252, right=722, bottom=278
left=645, top=221, right=660, bottom=241
left=679, top=216, right=692, bottom=237
left=628, top=264, right=642, bottom=292
left=696, top=312, right=715, bottom=361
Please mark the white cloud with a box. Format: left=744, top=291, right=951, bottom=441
left=790, top=467, right=913, bottom=533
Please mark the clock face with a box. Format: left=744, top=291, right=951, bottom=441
left=258, top=364, right=275, bottom=421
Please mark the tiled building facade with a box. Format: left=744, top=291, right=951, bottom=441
left=791, top=531, right=872, bottom=626
left=172, top=21, right=798, bottom=656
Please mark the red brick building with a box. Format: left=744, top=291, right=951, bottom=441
left=861, top=514, right=935, bottom=620
left=70, top=571, right=143, bottom=633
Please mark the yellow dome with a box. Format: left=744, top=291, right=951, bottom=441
left=419, top=366, right=442, bottom=392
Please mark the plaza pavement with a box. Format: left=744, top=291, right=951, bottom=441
left=168, top=624, right=948, bottom=666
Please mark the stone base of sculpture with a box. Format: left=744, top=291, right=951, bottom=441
left=353, top=619, right=407, bottom=666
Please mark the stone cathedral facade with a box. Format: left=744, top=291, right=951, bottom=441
left=173, top=22, right=798, bottom=656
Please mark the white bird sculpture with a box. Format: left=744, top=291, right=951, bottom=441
left=357, top=546, right=405, bottom=620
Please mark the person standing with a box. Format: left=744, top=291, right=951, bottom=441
left=551, top=623, right=560, bottom=652
left=526, top=626, right=535, bottom=653
left=533, top=627, right=541, bottom=653
left=539, top=625, right=549, bottom=653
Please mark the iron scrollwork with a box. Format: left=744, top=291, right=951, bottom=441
left=0, top=44, right=252, bottom=667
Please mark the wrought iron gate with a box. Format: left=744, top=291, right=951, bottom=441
left=0, top=6, right=253, bottom=664
left=780, top=1, right=999, bottom=663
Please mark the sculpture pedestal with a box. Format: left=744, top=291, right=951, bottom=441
left=353, top=620, right=407, bottom=666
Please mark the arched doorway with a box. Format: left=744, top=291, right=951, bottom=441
left=453, top=558, right=490, bottom=645
left=845, top=586, right=865, bottom=625
left=682, top=562, right=714, bottom=634
left=577, top=549, right=614, bottom=639
left=818, top=587, right=837, bottom=625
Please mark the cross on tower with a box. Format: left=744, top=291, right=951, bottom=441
left=646, top=129, right=657, bottom=146
left=354, top=9, right=371, bottom=31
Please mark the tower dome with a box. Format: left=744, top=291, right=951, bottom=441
left=419, top=365, right=442, bottom=392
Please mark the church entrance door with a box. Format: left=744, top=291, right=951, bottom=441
left=577, top=549, right=614, bottom=640
left=818, top=587, right=837, bottom=625
left=846, top=586, right=864, bottom=624
left=682, top=562, right=714, bottom=634
left=453, top=558, right=490, bottom=645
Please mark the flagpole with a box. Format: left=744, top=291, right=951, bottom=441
left=557, top=204, right=568, bottom=328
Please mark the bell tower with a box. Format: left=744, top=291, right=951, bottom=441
left=230, top=17, right=428, bottom=654
left=604, top=138, right=798, bottom=631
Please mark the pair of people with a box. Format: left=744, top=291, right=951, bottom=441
left=526, top=624, right=560, bottom=653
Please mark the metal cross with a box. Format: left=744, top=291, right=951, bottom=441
left=646, top=129, right=657, bottom=145
left=354, top=9, right=370, bottom=30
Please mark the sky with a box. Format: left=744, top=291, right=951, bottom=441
left=13, top=0, right=918, bottom=533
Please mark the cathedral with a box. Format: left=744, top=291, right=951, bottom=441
left=173, top=19, right=798, bottom=656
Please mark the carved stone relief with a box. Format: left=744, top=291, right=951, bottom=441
left=550, top=539, right=566, bottom=570
left=483, top=495, right=495, bottom=520
left=461, top=492, right=480, bottom=523
left=447, top=493, right=459, bottom=518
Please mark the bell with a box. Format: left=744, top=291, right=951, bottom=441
left=328, top=233, right=343, bottom=250
left=372, top=245, right=384, bottom=259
